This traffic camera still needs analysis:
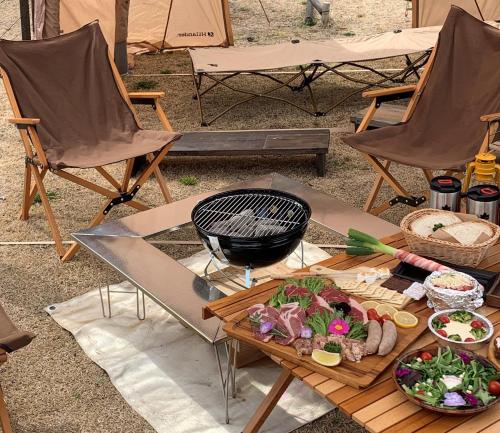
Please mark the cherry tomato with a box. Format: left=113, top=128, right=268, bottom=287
left=416, top=389, right=426, bottom=396
left=470, top=320, right=484, bottom=329
left=421, top=352, right=433, bottom=361
left=465, top=337, right=475, bottom=342
left=367, top=308, right=380, bottom=321
left=438, top=315, right=450, bottom=324
left=488, top=380, right=500, bottom=396
left=381, top=314, right=392, bottom=322
left=437, top=329, right=448, bottom=338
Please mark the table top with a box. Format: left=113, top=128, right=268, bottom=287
left=205, top=232, right=500, bottom=433
left=73, top=173, right=399, bottom=345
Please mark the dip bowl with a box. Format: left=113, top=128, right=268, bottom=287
left=428, top=309, right=494, bottom=351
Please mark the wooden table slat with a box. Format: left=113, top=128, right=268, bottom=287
left=352, top=392, right=408, bottom=425
left=365, top=400, right=422, bottom=433
left=479, top=419, right=500, bottom=432
left=314, top=379, right=345, bottom=397
left=382, top=410, right=438, bottom=433
left=303, top=372, right=330, bottom=388
left=446, top=407, right=500, bottom=433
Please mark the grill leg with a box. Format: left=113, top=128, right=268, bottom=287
left=136, top=288, right=146, bottom=320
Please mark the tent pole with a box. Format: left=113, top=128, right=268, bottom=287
left=20, top=0, right=31, bottom=40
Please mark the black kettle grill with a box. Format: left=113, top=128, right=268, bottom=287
left=191, top=188, right=311, bottom=269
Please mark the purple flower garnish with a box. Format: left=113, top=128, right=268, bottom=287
left=395, top=368, right=412, bottom=378
left=260, top=321, right=274, bottom=334
left=300, top=326, right=312, bottom=339
left=458, top=352, right=472, bottom=364
left=443, top=392, right=466, bottom=407
left=463, top=393, right=479, bottom=407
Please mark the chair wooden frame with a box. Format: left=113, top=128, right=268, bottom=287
left=354, top=45, right=500, bottom=215
left=1, top=52, right=178, bottom=262
left=0, top=349, right=12, bottom=433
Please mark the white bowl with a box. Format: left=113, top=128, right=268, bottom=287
left=427, top=309, right=493, bottom=351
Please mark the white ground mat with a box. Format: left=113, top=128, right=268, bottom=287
left=47, top=242, right=332, bottom=433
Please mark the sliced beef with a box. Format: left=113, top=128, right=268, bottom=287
left=247, top=304, right=266, bottom=316
left=306, top=304, right=332, bottom=316
left=319, top=287, right=349, bottom=304
left=348, top=299, right=368, bottom=324
left=293, top=338, right=313, bottom=357
left=284, top=284, right=310, bottom=298
left=253, top=331, right=273, bottom=343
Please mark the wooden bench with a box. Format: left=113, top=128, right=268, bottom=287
left=168, top=129, right=331, bottom=176
left=350, top=103, right=406, bottom=131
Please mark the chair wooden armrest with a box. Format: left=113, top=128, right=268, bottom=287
left=480, top=112, right=500, bottom=122
left=128, top=91, right=165, bottom=99
left=8, top=117, right=40, bottom=127
left=362, top=84, right=417, bottom=99
left=0, top=349, right=7, bottom=364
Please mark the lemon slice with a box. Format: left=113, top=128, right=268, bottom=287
left=376, top=304, right=398, bottom=319
left=361, top=300, right=380, bottom=310
left=394, top=311, right=418, bottom=328
left=311, top=350, right=342, bottom=367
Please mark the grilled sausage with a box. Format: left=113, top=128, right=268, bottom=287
left=365, top=320, right=382, bottom=354
left=378, top=320, right=397, bottom=356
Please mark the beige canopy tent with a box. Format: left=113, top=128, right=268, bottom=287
left=412, top=0, right=500, bottom=27
left=33, top=0, right=233, bottom=71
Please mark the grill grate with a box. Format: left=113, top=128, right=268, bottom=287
left=193, top=191, right=308, bottom=238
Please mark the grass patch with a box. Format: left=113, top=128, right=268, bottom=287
left=34, top=191, right=57, bottom=204
left=160, top=69, right=172, bottom=75
left=179, top=176, right=198, bottom=186
left=133, top=80, right=158, bottom=90
left=343, top=31, right=356, bottom=37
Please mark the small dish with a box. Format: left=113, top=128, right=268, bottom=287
left=428, top=309, right=493, bottom=351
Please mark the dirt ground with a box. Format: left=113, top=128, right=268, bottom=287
left=0, top=1, right=429, bottom=432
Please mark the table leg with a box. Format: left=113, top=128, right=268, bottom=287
left=0, top=384, right=13, bottom=433
left=315, top=153, right=326, bottom=177
left=242, top=367, right=294, bottom=433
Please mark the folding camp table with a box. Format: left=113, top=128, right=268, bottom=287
left=72, top=173, right=399, bottom=422
left=204, top=232, right=500, bottom=433
left=188, top=26, right=440, bottom=125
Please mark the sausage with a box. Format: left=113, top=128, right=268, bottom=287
left=365, top=320, right=382, bottom=354
left=378, top=320, right=398, bottom=356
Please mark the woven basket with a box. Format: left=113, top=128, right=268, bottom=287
left=400, top=209, right=500, bottom=267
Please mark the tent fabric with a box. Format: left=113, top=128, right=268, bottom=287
left=34, top=0, right=232, bottom=50
left=0, top=23, right=180, bottom=169
left=415, top=0, right=500, bottom=27
left=189, top=26, right=440, bottom=73
left=344, top=7, right=500, bottom=170
left=127, top=0, right=231, bottom=49
left=0, top=304, right=34, bottom=353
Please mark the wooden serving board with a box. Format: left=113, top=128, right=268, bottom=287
left=224, top=298, right=432, bottom=389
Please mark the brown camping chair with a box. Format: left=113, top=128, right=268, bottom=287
left=0, top=22, right=181, bottom=261
left=0, top=304, right=34, bottom=433
left=344, top=7, right=500, bottom=215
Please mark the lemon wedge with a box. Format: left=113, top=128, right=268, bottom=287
left=376, top=304, right=398, bottom=319
left=311, top=350, right=342, bottom=367
left=361, top=300, right=380, bottom=310
left=394, top=311, right=418, bottom=328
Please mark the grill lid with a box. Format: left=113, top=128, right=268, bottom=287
left=192, top=189, right=310, bottom=239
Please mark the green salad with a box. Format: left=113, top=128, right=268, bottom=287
left=395, top=347, right=499, bottom=409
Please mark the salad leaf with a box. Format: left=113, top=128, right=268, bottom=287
left=306, top=310, right=335, bottom=336
left=476, top=389, right=496, bottom=406
left=449, top=310, right=473, bottom=323
left=432, top=317, right=446, bottom=330
left=285, top=277, right=327, bottom=294
left=345, top=315, right=367, bottom=340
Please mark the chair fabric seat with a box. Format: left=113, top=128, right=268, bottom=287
left=0, top=304, right=34, bottom=353
left=45, top=129, right=181, bottom=169
left=344, top=8, right=500, bottom=171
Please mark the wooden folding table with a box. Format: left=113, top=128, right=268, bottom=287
left=204, top=232, right=500, bottom=433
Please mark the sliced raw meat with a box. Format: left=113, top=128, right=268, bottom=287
left=348, top=299, right=368, bottom=324
left=293, top=338, right=313, bottom=356
left=284, top=284, right=310, bottom=298
left=273, top=320, right=295, bottom=345
left=306, top=304, right=332, bottom=316
left=247, top=304, right=266, bottom=316
left=253, top=331, right=273, bottom=343
left=319, top=287, right=349, bottom=304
